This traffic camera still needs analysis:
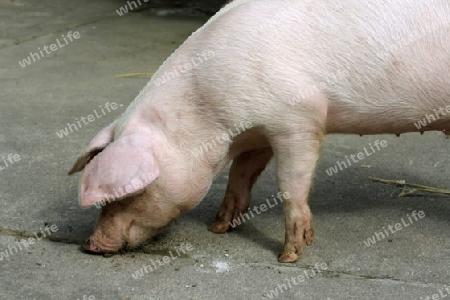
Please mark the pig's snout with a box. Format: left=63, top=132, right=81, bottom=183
left=82, top=221, right=149, bottom=254
left=82, top=236, right=124, bottom=254
left=82, top=224, right=159, bottom=254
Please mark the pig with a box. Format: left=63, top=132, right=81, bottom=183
left=69, top=0, right=450, bottom=262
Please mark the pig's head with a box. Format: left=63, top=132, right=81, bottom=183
left=68, top=121, right=201, bottom=254
left=81, top=189, right=183, bottom=253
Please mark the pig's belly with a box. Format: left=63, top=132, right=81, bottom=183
left=322, top=57, right=450, bottom=135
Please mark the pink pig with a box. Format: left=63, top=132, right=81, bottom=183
left=69, top=0, right=450, bottom=262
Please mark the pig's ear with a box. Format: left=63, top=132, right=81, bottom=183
left=78, top=133, right=160, bottom=208
left=68, top=121, right=116, bottom=175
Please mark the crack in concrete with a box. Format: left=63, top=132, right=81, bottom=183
left=0, top=227, right=81, bottom=244
left=245, top=262, right=449, bottom=288
left=0, top=227, right=41, bottom=239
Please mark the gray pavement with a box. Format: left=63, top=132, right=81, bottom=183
left=0, top=0, right=449, bottom=299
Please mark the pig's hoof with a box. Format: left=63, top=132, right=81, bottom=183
left=278, top=250, right=300, bottom=263
left=305, top=228, right=314, bottom=246
left=278, top=228, right=314, bottom=263
left=208, top=219, right=230, bottom=234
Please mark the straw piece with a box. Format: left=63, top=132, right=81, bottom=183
left=115, top=72, right=154, bottom=78
left=368, top=176, right=450, bottom=196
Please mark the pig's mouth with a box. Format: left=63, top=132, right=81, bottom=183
left=82, top=237, right=126, bottom=254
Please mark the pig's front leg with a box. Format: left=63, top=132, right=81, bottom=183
left=273, top=131, right=323, bottom=263
left=208, top=148, right=273, bottom=233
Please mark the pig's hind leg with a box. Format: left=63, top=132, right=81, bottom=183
left=208, top=148, right=273, bottom=233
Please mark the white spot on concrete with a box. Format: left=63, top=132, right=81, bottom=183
left=213, top=261, right=230, bottom=273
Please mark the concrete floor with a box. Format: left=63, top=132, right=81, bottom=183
left=0, top=0, right=449, bottom=299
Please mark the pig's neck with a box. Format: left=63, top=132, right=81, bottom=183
left=121, top=69, right=231, bottom=209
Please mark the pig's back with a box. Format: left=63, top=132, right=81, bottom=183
left=194, top=0, right=450, bottom=134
